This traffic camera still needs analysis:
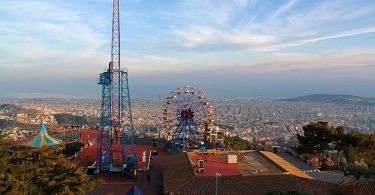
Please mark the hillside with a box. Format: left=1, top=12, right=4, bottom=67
left=280, top=94, right=375, bottom=106
left=0, top=104, right=42, bottom=117
left=54, top=113, right=99, bottom=126
left=0, top=104, right=20, bottom=112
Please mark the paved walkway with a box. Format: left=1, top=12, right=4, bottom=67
left=137, top=149, right=164, bottom=195
left=88, top=146, right=165, bottom=195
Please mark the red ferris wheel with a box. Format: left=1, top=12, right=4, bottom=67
left=163, top=86, right=214, bottom=151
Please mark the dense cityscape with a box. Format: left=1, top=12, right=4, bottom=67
left=1, top=0, right=375, bottom=194
left=1, top=96, right=374, bottom=146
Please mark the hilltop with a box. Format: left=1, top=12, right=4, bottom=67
left=280, top=94, right=375, bottom=106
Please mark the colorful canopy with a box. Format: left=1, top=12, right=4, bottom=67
left=22, top=122, right=63, bottom=148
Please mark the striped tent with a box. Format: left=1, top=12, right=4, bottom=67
left=22, top=122, right=63, bottom=147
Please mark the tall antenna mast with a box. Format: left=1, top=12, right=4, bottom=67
left=97, top=0, right=137, bottom=177
left=111, top=0, right=121, bottom=144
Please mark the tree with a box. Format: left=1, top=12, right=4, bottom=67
left=54, top=114, right=99, bottom=126
left=332, top=125, right=345, bottom=168
left=343, top=131, right=375, bottom=167
left=296, top=121, right=333, bottom=155
left=224, top=136, right=264, bottom=151
left=0, top=135, right=15, bottom=194
left=18, top=147, right=97, bottom=194
left=346, top=164, right=375, bottom=179
left=64, top=142, right=85, bottom=157
left=296, top=121, right=375, bottom=177
left=0, top=134, right=98, bottom=195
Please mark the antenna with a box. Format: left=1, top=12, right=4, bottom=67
left=215, top=142, right=219, bottom=195
left=96, top=0, right=137, bottom=177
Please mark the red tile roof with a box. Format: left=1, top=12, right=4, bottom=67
left=163, top=152, right=375, bottom=195
left=163, top=153, right=195, bottom=194
left=189, top=153, right=241, bottom=176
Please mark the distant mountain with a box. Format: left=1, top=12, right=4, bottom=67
left=280, top=94, right=375, bottom=106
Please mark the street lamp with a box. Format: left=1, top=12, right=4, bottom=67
left=336, top=139, right=341, bottom=169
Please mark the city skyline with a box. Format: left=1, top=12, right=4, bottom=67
left=0, top=0, right=374, bottom=98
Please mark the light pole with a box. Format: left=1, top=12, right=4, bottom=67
left=336, top=139, right=341, bottom=169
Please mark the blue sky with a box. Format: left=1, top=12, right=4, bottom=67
left=0, top=0, right=374, bottom=99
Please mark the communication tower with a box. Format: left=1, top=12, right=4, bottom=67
left=96, top=0, right=137, bottom=177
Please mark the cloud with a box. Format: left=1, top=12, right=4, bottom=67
left=0, top=0, right=374, bottom=90
left=176, top=24, right=375, bottom=53
left=259, top=27, right=375, bottom=51
left=122, top=53, right=181, bottom=74
left=176, top=26, right=215, bottom=48
left=220, top=48, right=375, bottom=76
left=170, top=0, right=375, bottom=52
left=0, top=0, right=109, bottom=79
left=268, top=0, right=298, bottom=21
left=297, top=27, right=375, bottom=44
left=176, top=25, right=276, bottom=49
left=119, top=48, right=375, bottom=78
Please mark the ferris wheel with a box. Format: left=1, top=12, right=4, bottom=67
left=163, top=86, right=214, bottom=151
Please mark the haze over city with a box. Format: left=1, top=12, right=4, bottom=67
left=2, top=1, right=375, bottom=194
left=0, top=0, right=374, bottom=99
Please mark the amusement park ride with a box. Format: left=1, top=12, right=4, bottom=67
left=96, top=0, right=137, bottom=177
left=163, top=86, right=216, bottom=152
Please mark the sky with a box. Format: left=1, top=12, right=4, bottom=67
left=0, top=0, right=374, bottom=99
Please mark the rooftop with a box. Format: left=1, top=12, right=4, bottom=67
left=163, top=152, right=375, bottom=195
left=187, top=150, right=311, bottom=179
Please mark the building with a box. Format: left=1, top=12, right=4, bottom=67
left=163, top=151, right=375, bottom=195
